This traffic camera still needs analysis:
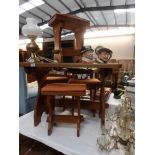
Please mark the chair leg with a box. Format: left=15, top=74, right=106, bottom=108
left=62, top=96, right=66, bottom=111
left=92, top=88, right=96, bottom=117
left=47, top=96, right=54, bottom=136
left=77, top=96, right=80, bottom=137
left=100, top=86, right=105, bottom=126
left=71, top=96, right=75, bottom=116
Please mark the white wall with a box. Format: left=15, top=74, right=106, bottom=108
left=19, top=43, right=43, bottom=51
left=19, top=38, right=43, bottom=51
left=84, top=34, right=135, bottom=59
left=19, top=34, right=135, bottom=59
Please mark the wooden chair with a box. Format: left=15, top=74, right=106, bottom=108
left=41, top=83, right=86, bottom=137
left=66, top=68, right=105, bottom=126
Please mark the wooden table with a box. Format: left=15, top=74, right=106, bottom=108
left=48, top=13, right=90, bottom=62
left=48, top=13, right=89, bottom=53
left=19, top=62, right=122, bottom=126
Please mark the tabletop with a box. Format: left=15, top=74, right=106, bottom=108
left=19, top=62, right=122, bottom=69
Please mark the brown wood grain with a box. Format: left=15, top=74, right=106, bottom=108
left=19, top=62, right=122, bottom=69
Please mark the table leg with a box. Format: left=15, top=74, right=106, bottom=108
left=77, top=96, right=80, bottom=137
left=34, top=93, right=45, bottom=126
left=113, top=71, right=119, bottom=89
left=24, top=67, right=51, bottom=126
left=100, top=86, right=105, bottom=126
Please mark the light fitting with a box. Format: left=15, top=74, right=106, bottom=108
left=84, top=27, right=135, bottom=39
left=19, top=0, right=44, bottom=14
left=114, top=8, right=135, bottom=14
left=40, top=24, right=49, bottom=30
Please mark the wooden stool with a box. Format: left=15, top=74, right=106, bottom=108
left=41, top=83, right=86, bottom=137
left=48, top=13, right=90, bottom=62
left=67, top=68, right=105, bottom=126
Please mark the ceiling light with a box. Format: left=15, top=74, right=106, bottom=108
left=65, top=33, right=74, bottom=36
left=19, top=7, right=25, bottom=14
left=127, top=8, right=135, bottom=13
left=30, top=0, right=44, bottom=6
left=40, top=24, right=49, bottom=30
left=20, top=3, right=34, bottom=12
left=61, top=33, right=74, bottom=38
left=114, top=8, right=135, bottom=14
left=114, top=9, right=126, bottom=13
left=19, top=0, right=44, bottom=14
left=84, top=27, right=135, bottom=38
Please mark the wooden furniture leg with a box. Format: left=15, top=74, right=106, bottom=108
left=74, top=30, right=85, bottom=50
left=71, top=96, right=75, bottom=116
left=53, top=23, right=62, bottom=52
left=47, top=96, right=52, bottom=135
left=77, top=96, right=81, bottom=137
left=100, top=86, right=105, bottom=126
